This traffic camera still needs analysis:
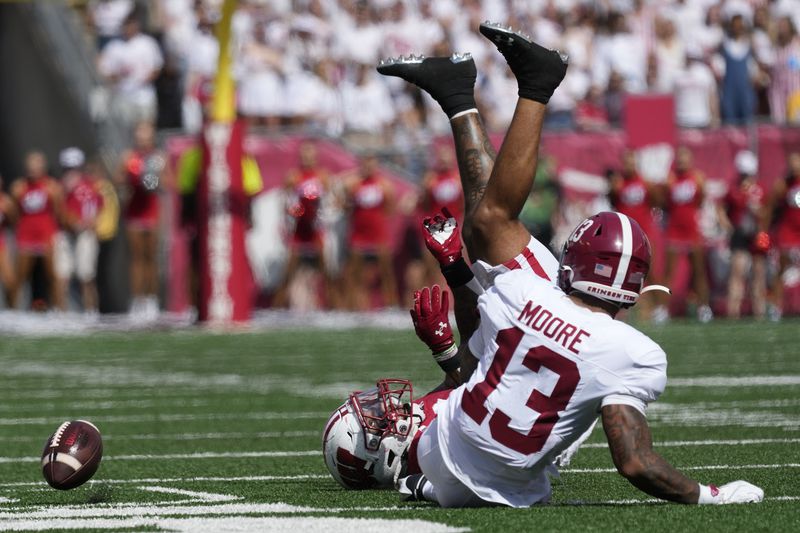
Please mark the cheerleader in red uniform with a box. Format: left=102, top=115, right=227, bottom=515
left=275, top=141, right=330, bottom=309
left=609, top=150, right=659, bottom=241
left=422, top=146, right=463, bottom=223
left=717, top=151, right=768, bottom=319
left=0, top=175, right=17, bottom=305
left=10, top=151, right=64, bottom=309
left=343, top=154, right=397, bottom=310
left=663, top=146, right=712, bottom=322
left=767, top=152, right=800, bottom=319
left=117, top=122, right=165, bottom=316
left=608, top=149, right=663, bottom=320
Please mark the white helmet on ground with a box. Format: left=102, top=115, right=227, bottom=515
left=322, top=379, right=417, bottom=489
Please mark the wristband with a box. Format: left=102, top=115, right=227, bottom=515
left=449, top=108, right=479, bottom=121
left=432, top=343, right=460, bottom=373
left=697, top=483, right=719, bottom=504
left=441, top=257, right=474, bottom=288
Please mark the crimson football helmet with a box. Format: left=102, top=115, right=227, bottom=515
left=558, top=212, right=669, bottom=308
left=322, top=379, right=418, bottom=489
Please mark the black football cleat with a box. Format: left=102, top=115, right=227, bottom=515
left=377, top=53, right=477, bottom=118
left=397, top=473, right=431, bottom=502
left=478, top=21, right=568, bottom=104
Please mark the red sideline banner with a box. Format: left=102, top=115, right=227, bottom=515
left=624, top=94, right=677, bottom=150
left=197, top=119, right=254, bottom=323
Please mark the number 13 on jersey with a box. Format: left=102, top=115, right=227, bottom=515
left=461, top=327, right=581, bottom=455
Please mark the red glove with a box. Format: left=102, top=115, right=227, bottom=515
left=422, top=208, right=463, bottom=267
left=410, top=285, right=459, bottom=372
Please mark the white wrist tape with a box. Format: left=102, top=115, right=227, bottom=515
left=433, top=343, right=458, bottom=363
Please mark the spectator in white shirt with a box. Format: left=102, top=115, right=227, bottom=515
left=98, top=14, right=164, bottom=126
left=88, top=0, right=133, bottom=50
left=340, top=63, right=395, bottom=142
left=674, top=46, right=720, bottom=128
left=334, top=2, right=382, bottom=65
left=653, top=17, right=686, bottom=93
left=238, top=19, right=285, bottom=126
left=593, top=12, right=648, bottom=93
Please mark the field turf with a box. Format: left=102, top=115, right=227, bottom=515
left=0, top=319, right=799, bottom=531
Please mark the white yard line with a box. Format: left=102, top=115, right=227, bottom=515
left=0, top=475, right=329, bottom=488
left=0, top=516, right=467, bottom=532
left=0, top=411, right=329, bottom=426
left=646, top=405, right=800, bottom=429
left=3, top=430, right=319, bottom=443
left=0, top=451, right=319, bottom=464
left=562, top=463, right=800, bottom=473
left=0, top=399, right=215, bottom=413
left=2, top=462, right=799, bottom=488
left=137, top=486, right=241, bottom=502
left=668, top=375, right=800, bottom=387
left=579, top=437, right=800, bottom=449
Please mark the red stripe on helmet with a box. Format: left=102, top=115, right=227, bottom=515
left=336, top=447, right=377, bottom=489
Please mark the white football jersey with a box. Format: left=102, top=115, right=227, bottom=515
left=471, top=236, right=559, bottom=288
left=436, top=269, right=667, bottom=507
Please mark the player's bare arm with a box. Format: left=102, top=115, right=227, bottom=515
left=377, top=53, right=490, bottom=258
left=467, top=24, right=567, bottom=265
left=602, top=403, right=699, bottom=503
left=602, top=403, right=763, bottom=504
left=450, top=113, right=496, bottom=225
left=471, top=99, right=548, bottom=265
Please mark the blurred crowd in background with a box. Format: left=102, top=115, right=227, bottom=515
left=83, top=0, right=800, bottom=146
left=2, top=0, right=799, bottom=322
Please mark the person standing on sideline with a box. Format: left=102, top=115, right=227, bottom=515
left=117, top=121, right=165, bottom=317
left=717, top=150, right=768, bottom=319
left=10, top=151, right=64, bottom=310
left=342, top=154, right=397, bottom=310
left=766, top=152, right=800, bottom=320
left=663, top=147, right=712, bottom=322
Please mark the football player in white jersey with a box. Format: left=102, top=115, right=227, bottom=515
left=379, top=22, right=763, bottom=507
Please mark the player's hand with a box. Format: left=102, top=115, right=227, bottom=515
left=410, top=285, right=454, bottom=354
left=422, top=208, right=463, bottom=267
left=700, top=481, right=764, bottom=504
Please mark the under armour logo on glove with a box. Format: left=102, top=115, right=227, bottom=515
left=410, top=285, right=455, bottom=355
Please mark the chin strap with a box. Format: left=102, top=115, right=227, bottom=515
left=641, top=284, right=671, bottom=295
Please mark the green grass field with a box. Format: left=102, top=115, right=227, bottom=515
left=0, top=320, right=799, bottom=531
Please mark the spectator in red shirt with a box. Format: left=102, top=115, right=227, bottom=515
left=342, top=154, right=397, bottom=310
left=717, top=150, right=767, bottom=319
left=10, top=151, right=65, bottom=310
left=275, top=141, right=330, bottom=309
left=59, top=148, right=104, bottom=312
